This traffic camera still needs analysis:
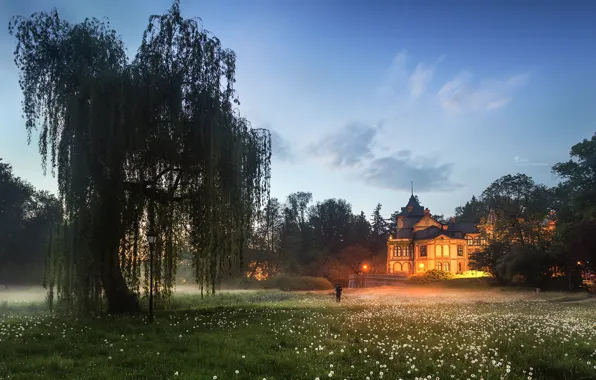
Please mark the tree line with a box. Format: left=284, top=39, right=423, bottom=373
left=242, top=134, right=596, bottom=290
left=0, top=160, right=61, bottom=285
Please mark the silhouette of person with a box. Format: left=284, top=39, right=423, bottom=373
left=335, top=283, right=343, bottom=303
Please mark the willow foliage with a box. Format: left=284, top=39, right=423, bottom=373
left=9, top=0, right=271, bottom=313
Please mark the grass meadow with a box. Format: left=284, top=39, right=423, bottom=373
left=0, top=285, right=595, bottom=380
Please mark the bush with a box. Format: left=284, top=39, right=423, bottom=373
left=220, top=276, right=265, bottom=290
left=264, top=274, right=334, bottom=291
left=409, top=269, right=454, bottom=283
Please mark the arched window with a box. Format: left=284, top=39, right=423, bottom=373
left=393, top=246, right=398, bottom=257
left=466, top=236, right=473, bottom=246
left=474, top=236, right=481, bottom=245
left=443, top=262, right=450, bottom=272
left=435, top=245, right=442, bottom=258
left=393, top=262, right=402, bottom=273
left=437, top=262, right=442, bottom=271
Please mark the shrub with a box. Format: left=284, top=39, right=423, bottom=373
left=264, top=274, right=334, bottom=291
left=409, top=269, right=454, bottom=283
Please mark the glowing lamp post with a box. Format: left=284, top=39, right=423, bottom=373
left=146, top=231, right=157, bottom=323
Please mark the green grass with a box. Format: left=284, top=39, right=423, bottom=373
left=1, top=289, right=595, bottom=380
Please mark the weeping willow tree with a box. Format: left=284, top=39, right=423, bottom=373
left=9, top=0, right=271, bottom=314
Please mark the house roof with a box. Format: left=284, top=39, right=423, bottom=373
left=392, top=195, right=480, bottom=241
left=397, top=195, right=425, bottom=216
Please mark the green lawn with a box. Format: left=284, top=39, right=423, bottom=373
left=1, top=288, right=595, bottom=380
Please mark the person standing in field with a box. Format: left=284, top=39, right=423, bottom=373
left=335, top=283, right=343, bottom=303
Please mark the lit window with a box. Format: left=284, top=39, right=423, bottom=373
left=435, top=245, right=442, bottom=258
left=457, top=245, right=464, bottom=257
left=437, top=262, right=442, bottom=271
left=420, top=246, right=427, bottom=257
left=444, top=262, right=450, bottom=272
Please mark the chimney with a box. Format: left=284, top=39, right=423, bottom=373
left=424, top=208, right=430, bottom=216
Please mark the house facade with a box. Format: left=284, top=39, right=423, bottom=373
left=386, top=195, right=557, bottom=275
left=386, top=195, right=490, bottom=275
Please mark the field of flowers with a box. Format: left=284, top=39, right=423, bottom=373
left=0, top=288, right=595, bottom=380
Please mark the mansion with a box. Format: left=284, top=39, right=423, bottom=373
left=386, top=194, right=555, bottom=275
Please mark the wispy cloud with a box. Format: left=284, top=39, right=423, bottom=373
left=362, top=150, right=461, bottom=192
left=408, top=56, right=444, bottom=98
left=436, top=71, right=529, bottom=113
left=309, top=122, right=378, bottom=168
left=377, top=50, right=409, bottom=96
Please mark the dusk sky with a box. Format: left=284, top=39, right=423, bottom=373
left=1, top=0, right=595, bottom=217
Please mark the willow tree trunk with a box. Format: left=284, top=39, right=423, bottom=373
left=96, top=187, right=140, bottom=314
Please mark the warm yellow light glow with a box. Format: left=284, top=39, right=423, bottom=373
left=577, top=261, right=582, bottom=265
left=363, top=265, right=367, bottom=269
left=419, top=263, right=424, bottom=268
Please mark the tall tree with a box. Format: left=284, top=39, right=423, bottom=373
left=370, top=203, right=388, bottom=254
left=309, top=198, right=353, bottom=256
left=9, top=1, right=271, bottom=313
left=350, top=211, right=371, bottom=247
left=455, top=195, right=486, bottom=223
left=279, top=192, right=313, bottom=271
left=481, top=174, right=551, bottom=245
left=0, top=160, right=62, bottom=284
left=551, top=133, right=596, bottom=274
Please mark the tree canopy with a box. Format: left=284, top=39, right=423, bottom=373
left=9, top=0, right=271, bottom=313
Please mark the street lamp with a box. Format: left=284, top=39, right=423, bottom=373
left=146, top=230, right=157, bottom=323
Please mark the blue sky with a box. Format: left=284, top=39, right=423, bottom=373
left=1, top=0, right=595, bottom=217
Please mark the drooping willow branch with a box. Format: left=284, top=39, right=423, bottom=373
left=10, top=0, right=271, bottom=313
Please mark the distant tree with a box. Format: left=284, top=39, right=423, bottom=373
left=9, top=1, right=271, bottom=313
left=0, top=159, right=62, bottom=285
left=370, top=203, right=388, bottom=254
left=481, top=174, right=552, bottom=245
left=279, top=192, right=313, bottom=272
left=309, top=198, right=353, bottom=255
left=552, top=133, right=596, bottom=221
left=350, top=211, right=371, bottom=247
left=455, top=195, right=486, bottom=223
left=551, top=133, right=596, bottom=275
left=469, top=241, right=510, bottom=284
left=432, top=214, right=449, bottom=223
left=0, top=159, right=33, bottom=266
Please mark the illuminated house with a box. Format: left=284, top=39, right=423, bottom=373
left=386, top=194, right=490, bottom=275
left=386, top=195, right=557, bottom=275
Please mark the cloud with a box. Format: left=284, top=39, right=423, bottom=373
left=377, top=51, right=409, bottom=96
left=361, top=150, right=461, bottom=192
left=436, top=71, right=529, bottom=113
left=408, top=56, right=443, bottom=98
left=270, top=129, right=295, bottom=162
left=310, top=123, right=378, bottom=168
left=409, top=63, right=435, bottom=98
